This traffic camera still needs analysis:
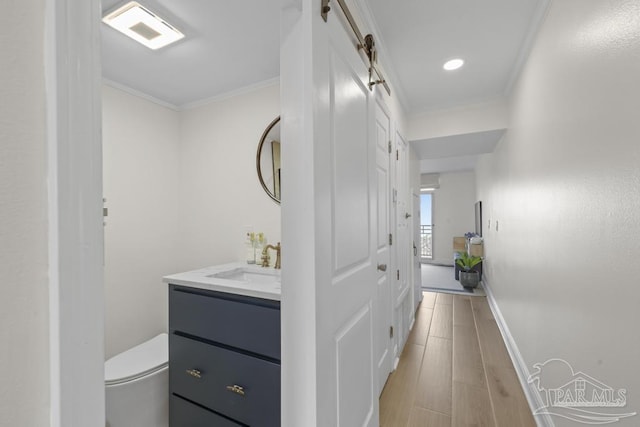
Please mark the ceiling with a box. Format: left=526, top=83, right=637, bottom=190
left=364, top=0, right=544, bottom=114
left=413, top=129, right=505, bottom=173
left=101, top=0, right=280, bottom=108
left=359, top=0, right=545, bottom=173
left=101, top=0, right=545, bottom=171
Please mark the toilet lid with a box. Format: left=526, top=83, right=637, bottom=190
left=105, top=333, right=168, bottom=385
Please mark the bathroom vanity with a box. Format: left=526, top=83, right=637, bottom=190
left=164, top=263, right=281, bottom=426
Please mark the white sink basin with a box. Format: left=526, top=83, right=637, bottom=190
left=207, top=267, right=281, bottom=285
left=164, top=262, right=282, bottom=301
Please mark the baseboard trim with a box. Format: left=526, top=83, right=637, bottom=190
left=393, top=356, right=400, bottom=371
left=421, top=260, right=454, bottom=267
left=482, top=279, right=555, bottom=427
left=409, top=316, right=416, bottom=333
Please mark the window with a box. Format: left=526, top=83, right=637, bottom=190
left=420, top=193, right=433, bottom=259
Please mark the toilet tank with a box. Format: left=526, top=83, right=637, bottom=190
left=105, top=333, right=168, bottom=427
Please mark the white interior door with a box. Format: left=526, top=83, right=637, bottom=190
left=412, top=192, right=422, bottom=309
left=374, top=100, right=393, bottom=395
left=280, top=3, right=379, bottom=425
left=394, top=135, right=411, bottom=346
left=316, top=14, right=378, bottom=425
left=280, top=0, right=379, bottom=427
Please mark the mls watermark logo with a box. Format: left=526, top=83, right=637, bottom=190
left=528, top=359, right=636, bottom=424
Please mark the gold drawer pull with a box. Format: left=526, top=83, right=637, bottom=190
left=226, top=384, right=246, bottom=396
left=185, top=369, right=202, bottom=379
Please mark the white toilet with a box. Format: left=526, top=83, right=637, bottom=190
left=105, top=333, right=169, bottom=427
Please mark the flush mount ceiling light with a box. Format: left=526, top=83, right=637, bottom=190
left=443, top=58, right=465, bottom=71
left=102, top=1, right=184, bottom=50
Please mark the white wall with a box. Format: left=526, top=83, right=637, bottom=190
left=430, top=171, right=476, bottom=265
left=476, top=1, right=640, bottom=425
left=103, top=86, right=181, bottom=358
left=408, top=99, right=508, bottom=141
left=177, top=84, right=281, bottom=271
left=102, top=83, right=281, bottom=357
left=0, top=1, right=49, bottom=425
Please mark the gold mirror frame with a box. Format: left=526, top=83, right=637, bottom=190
left=256, top=116, right=281, bottom=204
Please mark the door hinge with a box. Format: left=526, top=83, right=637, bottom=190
left=396, top=149, right=399, bottom=160
left=389, top=233, right=393, bottom=245
left=321, top=0, right=331, bottom=22
left=388, top=140, right=392, bottom=154
left=397, top=270, right=400, bottom=280
left=389, top=326, right=394, bottom=338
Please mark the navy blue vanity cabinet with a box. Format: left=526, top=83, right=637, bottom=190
left=168, top=285, right=281, bottom=427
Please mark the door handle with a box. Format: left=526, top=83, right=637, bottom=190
left=185, top=369, right=202, bottom=379
left=413, top=243, right=417, bottom=256
left=405, top=213, right=411, bottom=219
left=377, top=264, right=387, bottom=272
left=226, top=384, right=246, bottom=396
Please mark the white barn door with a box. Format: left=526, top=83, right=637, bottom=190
left=315, top=13, right=378, bottom=427
left=280, top=1, right=379, bottom=426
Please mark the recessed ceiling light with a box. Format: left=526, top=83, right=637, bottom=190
left=102, top=1, right=184, bottom=50
left=443, top=58, right=465, bottom=71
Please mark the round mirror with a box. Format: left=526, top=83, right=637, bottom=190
left=257, top=116, right=281, bottom=204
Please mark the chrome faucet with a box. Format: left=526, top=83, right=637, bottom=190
left=261, top=242, right=281, bottom=269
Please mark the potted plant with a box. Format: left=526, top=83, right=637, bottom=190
left=455, top=251, right=482, bottom=288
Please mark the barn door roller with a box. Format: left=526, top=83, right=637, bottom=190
left=321, top=0, right=391, bottom=95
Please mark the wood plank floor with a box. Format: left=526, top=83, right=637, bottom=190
left=380, top=292, right=536, bottom=427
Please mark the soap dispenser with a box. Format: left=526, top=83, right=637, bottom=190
left=255, top=232, right=266, bottom=264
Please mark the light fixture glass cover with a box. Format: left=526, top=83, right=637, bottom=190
left=102, top=1, right=184, bottom=50
left=443, top=58, right=465, bottom=71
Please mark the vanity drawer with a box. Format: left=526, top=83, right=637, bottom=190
left=169, top=285, right=280, bottom=360
left=170, top=334, right=280, bottom=427
left=170, top=395, right=241, bottom=427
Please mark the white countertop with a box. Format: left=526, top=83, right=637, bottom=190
left=163, top=262, right=281, bottom=301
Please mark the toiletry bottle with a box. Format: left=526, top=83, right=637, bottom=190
left=255, top=233, right=265, bottom=265
left=246, top=232, right=256, bottom=264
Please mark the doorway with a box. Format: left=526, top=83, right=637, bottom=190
left=420, top=192, right=434, bottom=261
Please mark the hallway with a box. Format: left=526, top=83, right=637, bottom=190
left=380, top=292, right=535, bottom=426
